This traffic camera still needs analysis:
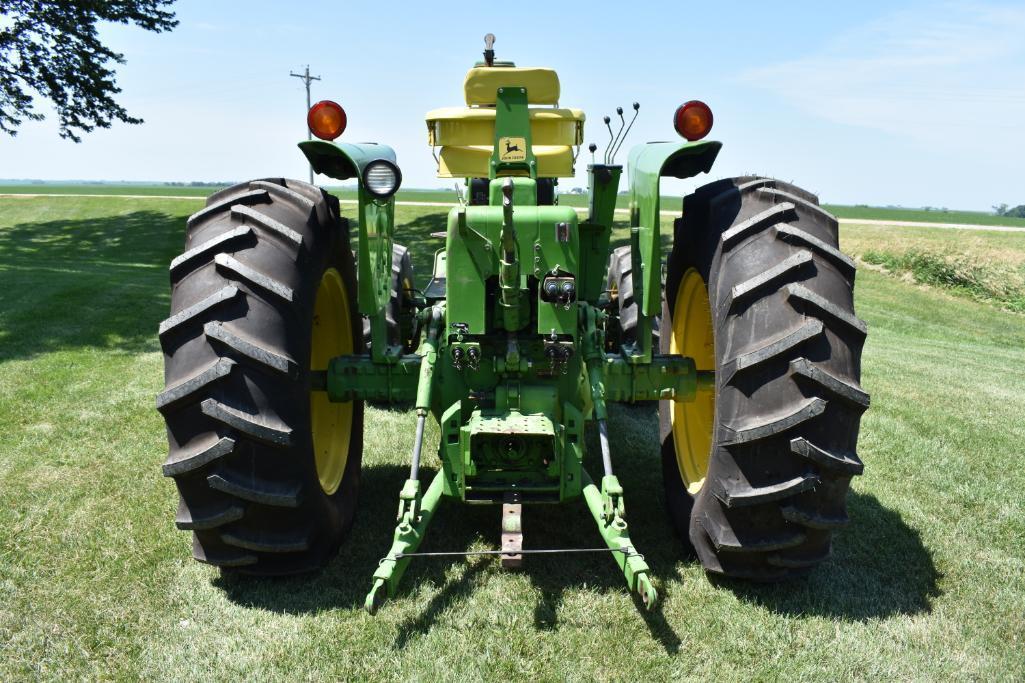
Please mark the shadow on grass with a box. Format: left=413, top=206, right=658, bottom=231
left=213, top=402, right=687, bottom=653
left=718, top=490, right=941, bottom=621
left=214, top=401, right=938, bottom=649
left=213, top=462, right=497, bottom=616
left=0, top=204, right=455, bottom=363
left=0, top=210, right=182, bottom=361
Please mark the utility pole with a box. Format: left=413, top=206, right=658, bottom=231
left=290, top=65, right=321, bottom=183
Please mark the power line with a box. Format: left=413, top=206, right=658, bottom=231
left=290, top=65, right=321, bottom=184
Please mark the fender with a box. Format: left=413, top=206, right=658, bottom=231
left=627, top=141, right=721, bottom=351
left=299, top=140, right=396, bottom=181
left=299, top=140, right=400, bottom=360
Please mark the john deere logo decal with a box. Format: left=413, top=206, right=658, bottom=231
left=499, top=137, right=526, bottom=162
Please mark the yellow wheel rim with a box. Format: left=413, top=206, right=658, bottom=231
left=669, top=268, right=715, bottom=495
left=310, top=267, right=353, bottom=495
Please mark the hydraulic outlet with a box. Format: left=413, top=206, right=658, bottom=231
left=543, top=338, right=574, bottom=375
left=450, top=344, right=480, bottom=371
left=541, top=275, right=576, bottom=309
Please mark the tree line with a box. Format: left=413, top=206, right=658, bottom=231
left=992, top=204, right=1025, bottom=219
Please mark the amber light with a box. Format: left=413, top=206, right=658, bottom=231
left=307, top=100, right=347, bottom=141
left=674, top=101, right=713, bottom=141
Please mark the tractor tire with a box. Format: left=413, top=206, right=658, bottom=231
left=157, top=178, right=364, bottom=575
left=660, top=176, right=868, bottom=579
left=361, top=243, right=416, bottom=352
left=606, top=246, right=637, bottom=350
left=606, top=245, right=659, bottom=352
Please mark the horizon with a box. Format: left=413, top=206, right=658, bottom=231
left=2, top=1, right=1023, bottom=211
left=0, top=177, right=1006, bottom=213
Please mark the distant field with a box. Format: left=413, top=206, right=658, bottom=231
left=825, top=204, right=1025, bottom=227
left=3, top=183, right=1024, bottom=227
left=0, top=183, right=216, bottom=197
left=1, top=194, right=1024, bottom=679
left=843, top=222, right=1025, bottom=312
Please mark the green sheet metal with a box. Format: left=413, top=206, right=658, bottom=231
left=299, top=140, right=400, bottom=360
left=298, top=140, right=397, bottom=180
left=627, top=140, right=721, bottom=319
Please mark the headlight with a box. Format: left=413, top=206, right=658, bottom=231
left=362, top=159, right=401, bottom=198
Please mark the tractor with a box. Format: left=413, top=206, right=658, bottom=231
left=157, top=35, right=868, bottom=613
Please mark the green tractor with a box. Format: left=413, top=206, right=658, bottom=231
left=157, top=36, right=868, bottom=612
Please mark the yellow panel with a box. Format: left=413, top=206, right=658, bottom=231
left=426, top=107, right=585, bottom=147
left=463, top=67, right=560, bottom=105
left=310, top=267, right=353, bottom=495
left=437, top=145, right=575, bottom=178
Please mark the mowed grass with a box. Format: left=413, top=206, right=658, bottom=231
left=1, top=195, right=1024, bottom=681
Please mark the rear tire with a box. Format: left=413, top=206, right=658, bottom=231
left=158, top=178, right=363, bottom=575
left=606, top=245, right=659, bottom=352
left=660, top=177, right=868, bottom=579
left=606, top=246, right=637, bottom=350
left=362, top=243, right=416, bottom=352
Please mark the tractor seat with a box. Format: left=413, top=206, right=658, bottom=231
left=463, top=66, right=561, bottom=105
left=425, top=66, right=585, bottom=178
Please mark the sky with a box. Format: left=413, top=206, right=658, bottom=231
left=1, top=0, right=1023, bottom=210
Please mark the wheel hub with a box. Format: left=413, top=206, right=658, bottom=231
left=669, top=268, right=715, bottom=494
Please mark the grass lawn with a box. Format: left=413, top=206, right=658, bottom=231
left=1, top=196, right=1024, bottom=680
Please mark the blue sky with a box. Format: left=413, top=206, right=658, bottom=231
left=2, top=0, right=1023, bottom=210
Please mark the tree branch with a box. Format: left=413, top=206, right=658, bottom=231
left=0, top=0, right=178, bottom=141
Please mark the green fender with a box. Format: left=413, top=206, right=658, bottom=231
left=627, top=140, right=721, bottom=319
left=299, top=140, right=400, bottom=360
left=299, top=140, right=397, bottom=180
